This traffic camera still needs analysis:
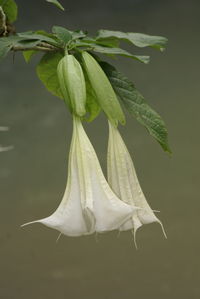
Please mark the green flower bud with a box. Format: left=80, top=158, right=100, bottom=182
left=57, top=54, right=86, bottom=117
left=82, top=51, right=125, bottom=126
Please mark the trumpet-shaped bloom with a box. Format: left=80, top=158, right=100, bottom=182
left=107, top=121, right=166, bottom=242
left=23, top=117, right=136, bottom=236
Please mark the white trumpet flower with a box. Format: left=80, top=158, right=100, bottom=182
left=107, top=121, right=166, bottom=244
left=23, top=117, right=136, bottom=236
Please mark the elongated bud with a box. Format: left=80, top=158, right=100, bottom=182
left=82, top=51, right=125, bottom=127
left=57, top=54, right=86, bottom=117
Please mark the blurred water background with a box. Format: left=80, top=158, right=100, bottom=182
left=0, top=0, right=199, bottom=298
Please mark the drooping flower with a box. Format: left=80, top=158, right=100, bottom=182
left=107, top=121, right=166, bottom=244
left=22, top=117, right=136, bottom=236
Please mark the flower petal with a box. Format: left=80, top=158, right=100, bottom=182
left=23, top=117, right=136, bottom=236
left=74, top=117, right=137, bottom=232
left=107, top=121, right=166, bottom=239
left=22, top=122, right=93, bottom=236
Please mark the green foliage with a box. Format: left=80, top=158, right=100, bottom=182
left=94, top=37, right=120, bottom=48
left=18, top=39, right=41, bottom=48
left=100, top=61, right=171, bottom=153
left=52, top=26, right=72, bottom=46
left=74, top=41, right=149, bottom=64
left=0, top=32, right=60, bottom=61
left=23, top=50, right=37, bottom=63
left=0, top=40, right=11, bottom=61
left=18, top=31, right=60, bottom=47
left=0, top=26, right=168, bottom=68
left=88, top=44, right=150, bottom=64
left=70, top=30, right=87, bottom=40
left=0, top=8, right=169, bottom=152
left=36, top=52, right=64, bottom=99
left=0, top=0, right=17, bottom=23
left=34, top=30, right=59, bottom=42
left=0, top=35, right=23, bottom=61
left=45, top=0, right=64, bottom=11
left=96, top=30, right=168, bottom=51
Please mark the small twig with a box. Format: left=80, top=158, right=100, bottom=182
left=39, top=42, right=57, bottom=50
left=12, top=45, right=55, bottom=52
left=12, top=42, right=60, bottom=53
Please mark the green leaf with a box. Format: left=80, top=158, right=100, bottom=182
left=46, top=0, right=64, bottom=11
left=52, top=26, right=72, bottom=45
left=0, top=40, right=11, bottom=61
left=96, top=30, right=168, bottom=51
left=90, top=44, right=150, bottom=64
left=83, top=37, right=120, bottom=48
left=0, top=35, right=23, bottom=61
left=36, top=52, right=64, bottom=99
left=96, top=38, right=120, bottom=48
left=17, top=39, right=41, bottom=48
left=101, top=61, right=171, bottom=153
left=23, top=50, right=38, bottom=63
left=0, top=32, right=60, bottom=62
left=35, top=30, right=59, bottom=41
left=0, top=32, right=59, bottom=62
left=70, top=30, right=87, bottom=40
left=17, top=32, right=60, bottom=47
left=75, top=42, right=149, bottom=64
left=0, top=0, right=18, bottom=22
